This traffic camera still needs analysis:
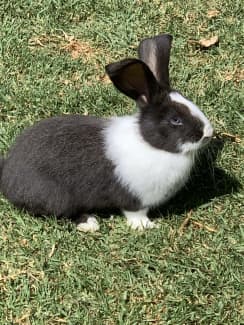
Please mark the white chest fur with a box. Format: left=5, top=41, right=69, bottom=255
left=103, top=115, right=194, bottom=208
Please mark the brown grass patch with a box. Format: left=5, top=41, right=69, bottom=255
left=13, top=310, right=31, bottom=325
left=29, top=32, right=100, bottom=60
left=29, top=33, right=113, bottom=85
left=220, top=67, right=244, bottom=83
left=96, top=73, right=111, bottom=84
left=61, top=34, right=97, bottom=60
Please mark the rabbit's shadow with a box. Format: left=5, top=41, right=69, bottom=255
left=149, top=137, right=240, bottom=219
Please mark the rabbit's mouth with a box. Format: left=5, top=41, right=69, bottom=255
left=201, top=136, right=212, bottom=146
left=178, top=136, right=213, bottom=154
left=199, top=124, right=214, bottom=147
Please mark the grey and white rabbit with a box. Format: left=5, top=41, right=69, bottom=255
left=0, top=34, right=213, bottom=231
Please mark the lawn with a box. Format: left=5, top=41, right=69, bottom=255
left=0, top=0, right=243, bottom=324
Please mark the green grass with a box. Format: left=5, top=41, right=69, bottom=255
left=0, top=0, right=243, bottom=324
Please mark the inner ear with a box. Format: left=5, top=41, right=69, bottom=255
left=138, top=34, right=172, bottom=89
left=118, top=63, right=150, bottom=101
left=105, top=58, right=159, bottom=103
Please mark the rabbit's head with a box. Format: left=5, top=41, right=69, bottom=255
left=106, top=34, right=213, bottom=154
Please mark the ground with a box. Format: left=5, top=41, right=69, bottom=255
left=0, top=1, right=243, bottom=324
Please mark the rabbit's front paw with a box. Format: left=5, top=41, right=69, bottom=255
left=124, top=209, right=158, bottom=230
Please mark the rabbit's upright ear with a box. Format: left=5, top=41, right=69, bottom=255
left=105, top=58, right=159, bottom=105
left=138, top=34, right=172, bottom=89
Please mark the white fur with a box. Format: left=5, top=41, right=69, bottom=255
left=124, top=208, right=157, bottom=230
left=76, top=216, right=100, bottom=232
left=103, top=115, right=194, bottom=208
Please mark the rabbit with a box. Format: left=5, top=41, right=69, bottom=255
left=0, top=34, right=213, bottom=232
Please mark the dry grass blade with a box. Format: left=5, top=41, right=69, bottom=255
left=178, top=211, right=192, bottom=235
left=52, top=318, right=68, bottom=324
left=48, top=243, right=56, bottom=258
left=207, top=10, right=220, bottom=18
left=192, top=221, right=218, bottom=232
left=220, top=132, right=241, bottom=143
left=178, top=211, right=218, bottom=234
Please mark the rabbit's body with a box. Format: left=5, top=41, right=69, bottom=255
left=0, top=112, right=193, bottom=218
left=0, top=34, right=214, bottom=231
left=0, top=115, right=141, bottom=217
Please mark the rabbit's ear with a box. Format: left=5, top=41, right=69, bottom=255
left=105, top=58, right=159, bottom=105
left=138, top=34, right=172, bottom=89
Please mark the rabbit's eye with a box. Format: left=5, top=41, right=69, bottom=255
left=170, top=117, right=183, bottom=126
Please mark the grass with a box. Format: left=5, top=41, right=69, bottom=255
left=0, top=0, right=243, bottom=324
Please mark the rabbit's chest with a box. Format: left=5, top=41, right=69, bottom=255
left=104, top=116, right=194, bottom=207
left=114, top=150, right=192, bottom=206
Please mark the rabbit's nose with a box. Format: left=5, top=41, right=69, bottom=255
left=203, top=124, right=214, bottom=138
